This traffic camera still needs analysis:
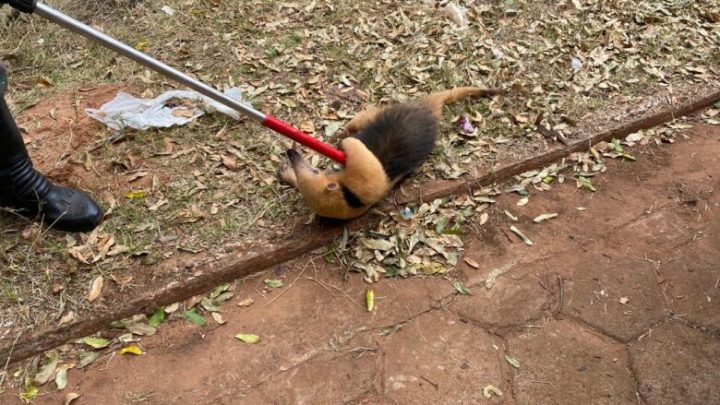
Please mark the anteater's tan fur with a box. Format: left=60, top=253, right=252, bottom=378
left=279, top=87, right=501, bottom=219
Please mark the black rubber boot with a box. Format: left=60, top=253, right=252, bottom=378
left=0, top=63, right=103, bottom=232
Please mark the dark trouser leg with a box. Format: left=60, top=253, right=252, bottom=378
left=0, top=62, right=103, bottom=232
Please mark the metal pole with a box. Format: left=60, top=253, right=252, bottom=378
left=22, top=2, right=347, bottom=164
left=33, top=2, right=266, bottom=122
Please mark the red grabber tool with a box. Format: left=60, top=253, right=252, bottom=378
left=1, top=0, right=348, bottom=165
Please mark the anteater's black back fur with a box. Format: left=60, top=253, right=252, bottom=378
left=353, top=104, right=437, bottom=181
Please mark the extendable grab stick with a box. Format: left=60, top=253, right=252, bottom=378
left=1, top=0, right=348, bottom=164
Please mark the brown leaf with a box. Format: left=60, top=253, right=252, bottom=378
left=107, top=244, right=130, bottom=257
left=479, top=213, right=489, bottom=225
left=185, top=295, right=204, bottom=309
left=299, top=120, right=316, bottom=133
left=237, top=298, right=254, bottom=307
left=58, top=311, right=76, bottom=326
left=87, top=276, right=104, bottom=302
left=163, top=137, right=174, bottom=153
left=36, top=75, right=54, bottom=88
left=221, top=154, right=238, bottom=170
left=68, top=245, right=91, bottom=264
left=463, top=258, right=480, bottom=269
left=21, top=224, right=41, bottom=240
left=211, top=312, right=227, bottom=325
left=64, top=393, right=80, bottom=405
left=127, top=172, right=149, bottom=183
left=111, top=274, right=134, bottom=285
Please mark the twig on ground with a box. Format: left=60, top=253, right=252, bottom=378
left=265, top=261, right=311, bottom=306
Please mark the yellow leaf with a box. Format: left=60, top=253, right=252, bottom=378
left=126, top=190, right=146, bottom=199
left=36, top=75, right=54, bottom=88
left=21, top=377, right=38, bottom=401
left=366, top=289, right=375, bottom=312
left=235, top=333, right=260, bottom=344
left=21, top=385, right=38, bottom=401
left=119, top=345, right=144, bottom=355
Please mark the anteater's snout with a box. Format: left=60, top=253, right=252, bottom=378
left=286, top=148, right=302, bottom=164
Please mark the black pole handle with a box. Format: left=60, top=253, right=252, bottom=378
left=1, top=0, right=37, bottom=13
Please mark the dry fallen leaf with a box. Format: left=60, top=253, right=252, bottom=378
left=483, top=384, right=503, bottom=399
left=235, top=333, right=260, bottom=344
left=510, top=226, right=533, bottom=246
left=479, top=212, right=489, bottom=225
left=185, top=295, right=204, bottom=309
left=533, top=213, right=558, bottom=223
left=485, top=268, right=508, bottom=290
left=55, top=366, right=69, bottom=390
left=67, top=246, right=91, bottom=264
left=211, top=312, right=227, bottom=325
left=87, top=276, right=104, bottom=302
left=237, top=297, right=254, bottom=307
left=33, top=353, right=59, bottom=385
left=299, top=120, right=316, bottom=133
left=463, top=258, right=480, bottom=269
left=36, top=75, right=54, bottom=88
left=58, top=311, right=76, bottom=326
left=221, top=154, right=238, bottom=170
left=505, top=354, right=521, bottom=368
left=452, top=280, right=470, bottom=295
left=64, top=393, right=81, bottom=405
left=124, top=321, right=156, bottom=336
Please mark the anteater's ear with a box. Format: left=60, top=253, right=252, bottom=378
left=326, top=182, right=338, bottom=191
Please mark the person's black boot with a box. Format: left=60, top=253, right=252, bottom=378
left=0, top=63, right=103, bottom=232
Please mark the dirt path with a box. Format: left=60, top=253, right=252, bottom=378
left=5, top=124, right=720, bottom=404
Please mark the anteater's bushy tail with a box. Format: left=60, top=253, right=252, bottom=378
left=422, top=86, right=503, bottom=118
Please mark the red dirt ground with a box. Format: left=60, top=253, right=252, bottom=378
left=3, top=124, right=720, bottom=404
left=18, top=85, right=128, bottom=190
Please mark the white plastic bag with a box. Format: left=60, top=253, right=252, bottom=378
left=86, top=87, right=249, bottom=130
left=442, top=2, right=469, bottom=29
left=424, top=0, right=469, bottom=29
